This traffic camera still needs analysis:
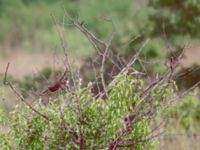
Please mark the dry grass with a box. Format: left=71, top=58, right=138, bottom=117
left=181, top=45, right=200, bottom=67
left=159, top=135, right=200, bottom=150
left=0, top=50, right=82, bottom=79
left=0, top=49, right=82, bottom=109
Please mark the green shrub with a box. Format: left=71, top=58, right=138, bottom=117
left=0, top=75, right=176, bottom=149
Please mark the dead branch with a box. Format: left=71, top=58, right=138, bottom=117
left=3, top=62, right=10, bottom=85
left=173, top=66, right=200, bottom=81
left=72, top=20, right=105, bottom=54
left=105, top=39, right=149, bottom=94
left=3, top=63, right=50, bottom=121
left=73, top=20, right=106, bottom=48
left=100, top=33, right=114, bottom=98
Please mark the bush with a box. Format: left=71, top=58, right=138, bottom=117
left=0, top=74, right=176, bottom=149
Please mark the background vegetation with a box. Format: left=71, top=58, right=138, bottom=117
left=0, top=0, right=200, bottom=149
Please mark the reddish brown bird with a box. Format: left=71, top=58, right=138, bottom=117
left=42, top=79, right=68, bottom=94
left=41, top=69, right=68, bottom=95
left=48, top=79, right=67, bottom=92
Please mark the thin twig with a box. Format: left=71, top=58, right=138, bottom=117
left=179, top=80, right=200, bottom=99
left=73, top=20, right=105, bottom=54
left=3, top=62, right=10, bottom=85
left=100, top=33, right=114, bottom=98
left=74, top=20, right=106, bottom=47
left=51, top=13, right=77, bottom=90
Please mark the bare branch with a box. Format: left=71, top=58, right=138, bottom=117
left=107, top=39, right=149, bottom=91
left=140, top=76, right=165, bottom=99
left=3, top=63, right=50, bottom=121
left=180, top=81, right=200, bottom=97
left=72, top=20, right=105, bottom=55
left=73, top=20, right=106, bottom=47
left=100, top=33, right=115, bottom=99
left=51, top=13, right=68, bottom=53
left=3, top=62, right=10, bottom=85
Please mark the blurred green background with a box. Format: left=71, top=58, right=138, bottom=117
left=0, top=0, right=151, bottom=55
left=1, top=0, right=200, bottom=149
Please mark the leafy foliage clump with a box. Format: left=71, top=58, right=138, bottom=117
left=0, top=75, right=176, bottom=150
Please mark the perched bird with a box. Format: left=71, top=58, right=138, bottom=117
left=41, top=79, right=68, bottom=94
left=41, top=69, right=69, bottom=95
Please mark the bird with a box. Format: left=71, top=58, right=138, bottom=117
left=41, top=69, right=69, bottom=95
left=41, top=79, right=68, bottom=95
